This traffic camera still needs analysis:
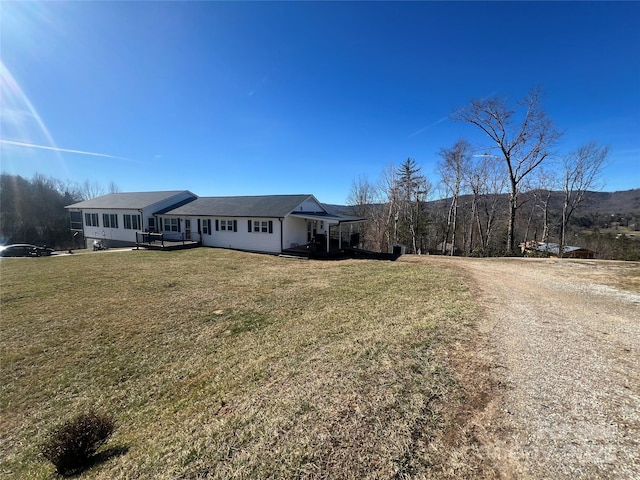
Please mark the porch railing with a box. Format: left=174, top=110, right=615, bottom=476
left=136, top=231, right=196, bottom=248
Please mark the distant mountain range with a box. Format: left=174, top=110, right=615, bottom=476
left=325, top=188, right=640, bottom=220
left=563, top=189, right=640, bottom=215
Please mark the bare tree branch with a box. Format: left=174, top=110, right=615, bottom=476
left=452, top=87, right=562, bottom=253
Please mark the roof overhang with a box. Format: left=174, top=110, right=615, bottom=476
left=289, top=212, right=366, bottom=224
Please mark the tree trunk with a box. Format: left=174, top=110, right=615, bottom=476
left=507, top=191, right=518, bottom=254
left=560, top=194, right=570, bottom=258
left=450, top=198, right=458, bottom=255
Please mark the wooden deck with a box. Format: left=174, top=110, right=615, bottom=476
left=135, top=232, right=201, bottom=251
left=137, top=240, right=201, bottom=251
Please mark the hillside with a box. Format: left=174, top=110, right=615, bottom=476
left=330, top=188, right=640, bottom=213
left=327, top=188, right=640, bottom=228
left=577, top=189, right=640, bottom=214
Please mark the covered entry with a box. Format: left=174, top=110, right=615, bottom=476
left=285, top=211, right=365, bottom=256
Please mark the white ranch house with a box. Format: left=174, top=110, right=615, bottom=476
left=66, top=191, right=364, bottom=256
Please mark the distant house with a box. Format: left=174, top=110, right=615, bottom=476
left=520, top=241, right=596, bottom=259
left=66, top=191, right=364, bottom=255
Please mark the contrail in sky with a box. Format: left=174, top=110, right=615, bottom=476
left=408, top=116, right=449, bottom=138
left=0, top=139, right=127, bottom=160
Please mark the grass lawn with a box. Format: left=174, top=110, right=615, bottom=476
left=0, top=248, right=476, bottom=479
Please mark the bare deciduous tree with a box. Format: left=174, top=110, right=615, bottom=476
left=79, top=179, right=120, bottom=200
left=558, top=142, right=609, bottom=256
left=378, top=163, right=401, bottom=252
left=108, top=181, right=120, bottom=194
left=438, top=139, right=471, bottom=255
left=347, top=175, right=380, bottom=251
left=525, top=170, right=558, bottom=243
left=465, top=155, right=507, bottom=255
left=452, top=87, right=562, bottom=253
left=80, top=180, right=105, bottom=200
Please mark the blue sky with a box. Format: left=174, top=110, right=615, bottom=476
left=1, top=1, right=638, bottom=204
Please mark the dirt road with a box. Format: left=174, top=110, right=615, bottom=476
left=429, top=257, right=640, bottom=479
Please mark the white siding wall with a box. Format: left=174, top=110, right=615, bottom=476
left=83, top=209, right=142, bottom=244
left=200, top=217, right=283, bottom=253
left=80, top=192, right=196, bottom=247
left=156, top=216, right=200, bottom=241
left=291, top=197, right=324, bottom=213
left=283, top=216, right=308, bottom=248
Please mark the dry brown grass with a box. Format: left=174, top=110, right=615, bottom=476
left=0, top=249, right=478, bottom=479
left=413, top=256, right=640, bottom=479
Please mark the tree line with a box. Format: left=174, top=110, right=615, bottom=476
left=0, top=174, right=118, bottom=249
left=348, top=86, right=637, bottom=259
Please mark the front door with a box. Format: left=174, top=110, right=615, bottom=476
left=307, top=221, right=316, bottom=243
left=185, top=219, right=191, bottom=240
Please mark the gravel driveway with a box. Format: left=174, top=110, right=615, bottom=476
left=429, top=257, right=640, bottom=479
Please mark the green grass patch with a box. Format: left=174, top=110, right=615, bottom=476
left=0, top=249, right=476, bottom=479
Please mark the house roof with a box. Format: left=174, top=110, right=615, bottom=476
left=163, top=195, right=321, bottom=218
left=532, top=243, right=594, bottom=255
left=289, top=211, right=365, bottom=223
left=65, top=191, right=196, bottom=210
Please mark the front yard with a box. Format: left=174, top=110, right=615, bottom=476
left=1, top=249, right=476, bottom=479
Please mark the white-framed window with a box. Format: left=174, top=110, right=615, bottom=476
left=103, top=213, right=118, bottom=228
left=123, top=214, right=141, bottom=230
left=216, top=219, right=237, bottom=232
left=248, top=219, right=273, bottom=234
left=202, top=219, right=211, bottom=235
left=255, top=221, right=268, bottom=233
left=85, top=213, right=99, bottom=227
left=164, top=218, right=179, bottom=232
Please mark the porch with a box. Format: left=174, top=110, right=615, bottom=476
left=281, top=233, right=400, bottom=260
left=135, top=232, right=201, bottom=251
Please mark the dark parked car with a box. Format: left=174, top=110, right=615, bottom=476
left=0, top=244, right=54, bottom=257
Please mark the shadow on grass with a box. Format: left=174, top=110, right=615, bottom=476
left=56, top=445, right=129, bottom=478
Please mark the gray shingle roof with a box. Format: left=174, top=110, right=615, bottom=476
left=163, top=195, right=319, bottom=217
left=66, top=191, right=195, bottom=210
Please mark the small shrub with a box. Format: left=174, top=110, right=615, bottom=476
left=41, top=411, right=115, bottom=475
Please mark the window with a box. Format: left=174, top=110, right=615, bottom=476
left=103, top=213, right=118, bottom=228
left=219, top=220, right=237, bottom=232
left=84, top=213, right=98, bottom=227
left=123, top=214, right=141, bottom=230
left=70, top=211, right=83, bottom=230
left=148, top=218, right=156, bottom=232
left=163, top=218, right=179, bottom=232
left=202, top=219, right=211, bottom=235
left=260, top=221, right=269, bottom=233
left=248, top=219, right=273, bottom=234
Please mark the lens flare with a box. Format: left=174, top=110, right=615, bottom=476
left=0, top=60, right=61, bottom=159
